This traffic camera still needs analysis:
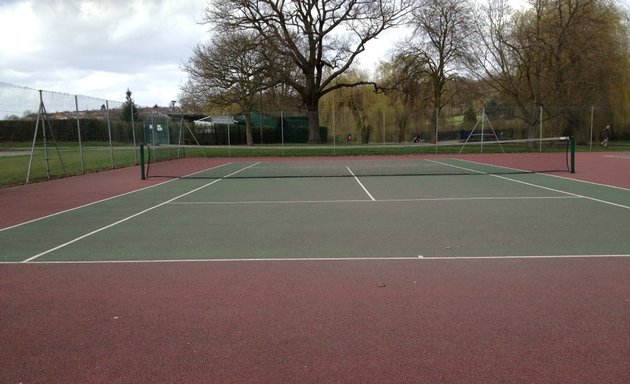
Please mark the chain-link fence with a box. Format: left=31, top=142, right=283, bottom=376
left=318, top=104, right=627, bottom=148
left=2, top=81, right=628, bottom=187
left=190, top=106, right=624, bottom=149
left=0, top=82, right=142, bottom=186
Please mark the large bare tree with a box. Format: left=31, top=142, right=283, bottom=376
left=203, top=0, right=412, bottom=143
left=392, top=0, right=475, bottom=142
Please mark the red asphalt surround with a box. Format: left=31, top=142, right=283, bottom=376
left=1, top=152, right=629, bottom=383
left=2, top=259, right=630, bottom=383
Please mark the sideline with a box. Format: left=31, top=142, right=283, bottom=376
left=0, top=163, right=233, bottom=233
left=21, top=163, right=258, bottom=263
left=430, top=158, right=630, bottom=210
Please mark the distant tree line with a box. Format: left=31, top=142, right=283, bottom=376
left=180, top=0, right=630, bottom=144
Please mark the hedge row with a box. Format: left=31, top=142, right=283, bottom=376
left=0, top=119, right=142, bottom=144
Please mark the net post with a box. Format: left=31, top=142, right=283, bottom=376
left=140, top=143, right=146, bottom=180
left=570, top=136, right=575, bottom=173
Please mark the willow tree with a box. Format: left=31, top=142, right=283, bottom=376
left=473, top=0, right=630, bottom=138
left=378, top=58, right=432, bottom=142
left=203, top=0, right=412, bottom=143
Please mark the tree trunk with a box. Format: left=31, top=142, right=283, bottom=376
left=430, top=108, right=438, bottom=144
left=245, top=116, right=254, bottom=146
left=307, top=108, right=321, bottom=144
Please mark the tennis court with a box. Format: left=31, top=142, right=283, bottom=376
left=1, top=150, right=629, bottom=383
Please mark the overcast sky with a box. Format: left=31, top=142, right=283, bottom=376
left=1, top=0, right=628, bottom=109
left=0, top=0, right=409, bottom=109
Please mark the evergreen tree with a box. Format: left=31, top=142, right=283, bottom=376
left=121, top=89, right=139, bottom=122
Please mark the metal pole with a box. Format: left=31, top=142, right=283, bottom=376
left=481, top=108, right=485, bottom=153
left=281, top=111, right=285, bottom=156
left=177, top=113, right=184, bottom=158
left=106, top=100, right=114, bottom=168
left=539, top=106, right=543, bottom=152
left=227, top=123, right=231, bottom=157
left=26, top=91, right=43, bottom=183
left=382, top=109, right=385, bottom=144
left=434, top=108, right=439, bottom=154
left=131, top=101, right=137, bottom=163
left=259, top=91, right=263, bottom=144
left=589, top=105, right=594, bottom=152
left=151, top=112, right=156, bottom=160
left=570, top=136, right=576, bottom=173
left=38, top=91, right=50, bottom=178
left=75, top=95, right=84, bottom=173
left=140, top=143, right=145, bottom=180
left=332, top=94, right=336, bottom=156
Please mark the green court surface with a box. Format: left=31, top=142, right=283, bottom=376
left=1, top=158, right=629, bottom=263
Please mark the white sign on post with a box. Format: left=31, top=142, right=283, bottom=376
left=194, top=115, right=236, bottom=126
left=211, top=116, right=236, bottom=125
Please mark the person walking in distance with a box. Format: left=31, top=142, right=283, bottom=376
left=600, top=125, right=610, bottom=147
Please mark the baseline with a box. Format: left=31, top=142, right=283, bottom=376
left=4, top=253, right=630, bottom=265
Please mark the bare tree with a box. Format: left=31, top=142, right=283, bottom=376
left=182, top=31, right=276, bottom=145
left=203, top=0, right=412, bottom=143
left=393, top=0, right=475, bottom=142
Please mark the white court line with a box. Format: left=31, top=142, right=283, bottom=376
left=21, top=163, right=260, bottom=263
left=168, top=196, right=578, bottom=205
left=421, top=254, right=630, bottom=260
left=605, top=154, right=630, bottom=159
left=4, top=257, right=421, bottom=265
left=542, top=173, right=630, bottom=192
left=346, top=166, right=376, bottom=201
left=451, top=156, right=630, bottom=192
left=430, top=159, right=630, bottom=210
left=425, top=158, right=486, bottom=174
left=0, top=162, right=234, bottom=233
left=2, top=254, right=630, bottom=265
left=491, top=173, right=630, bottom=210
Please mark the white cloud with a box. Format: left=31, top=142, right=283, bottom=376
left=2, top=0, right=576, bottom=112
left=0, top=1, right=42, bottom=56
left=1, top=0, right=410, bottom=110
left=0, top=0, right=210, bottom=107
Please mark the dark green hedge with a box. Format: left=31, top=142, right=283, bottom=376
left=0, top=119, right=142, bottom=144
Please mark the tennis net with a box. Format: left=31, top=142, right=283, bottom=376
left=140, top=136, right=574, bottom=179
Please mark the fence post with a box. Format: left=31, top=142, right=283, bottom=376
left=74, top=95, right=84, bottom=173
left=131, top=103, right=137, bottom=163
left=570, top=136, right=576, bottom=174
left=105, top=100, right=114, bottom=168
left=539, top=106, right=543, bottom=152
left=140, top=143, right=145, bottom=180
left=589, top=106, right=594, bottom=152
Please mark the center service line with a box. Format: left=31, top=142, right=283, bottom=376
left=346, top=166, right=376, bottom=201
left=21, top=163, right=261, bottom=263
